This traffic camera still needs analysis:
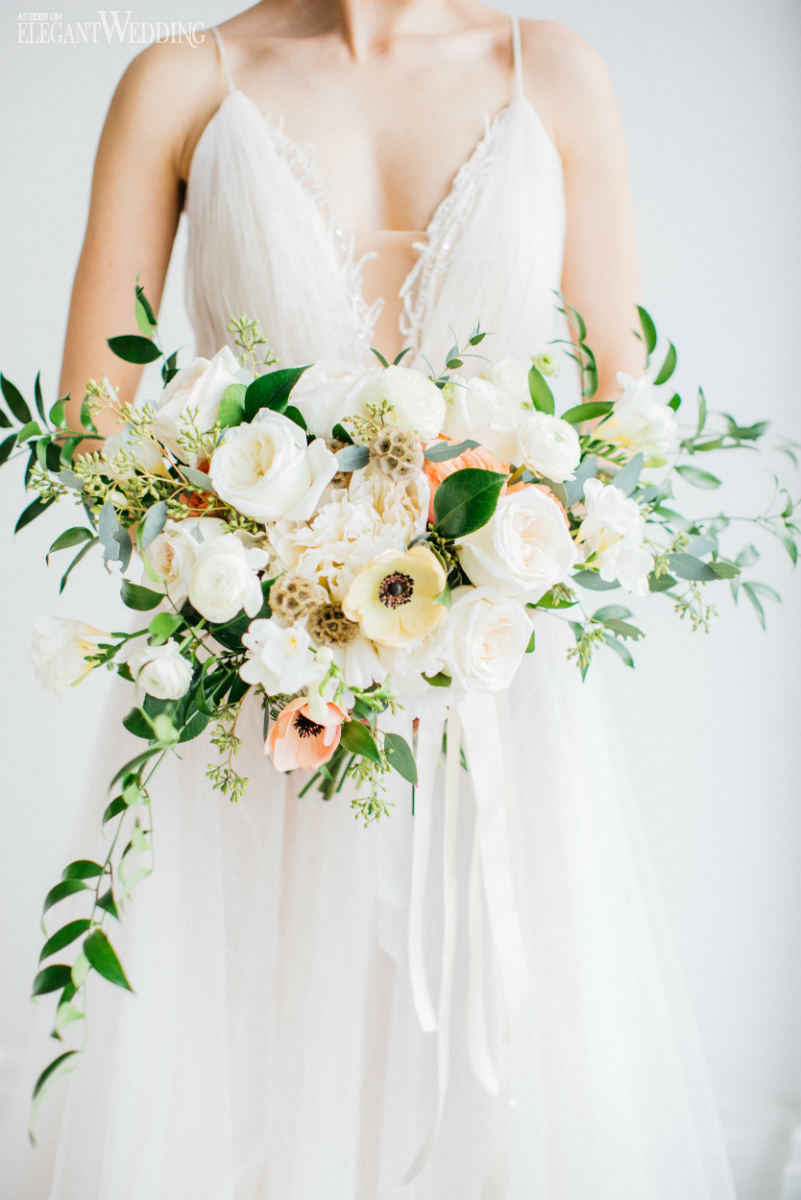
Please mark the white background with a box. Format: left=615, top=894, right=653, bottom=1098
left=1, top=2, right=799, bottom=1197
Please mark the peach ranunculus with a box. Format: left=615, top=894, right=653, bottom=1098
left=266, top=697, right=347, bottom=772
left=423, top=437, right=509, bottom=525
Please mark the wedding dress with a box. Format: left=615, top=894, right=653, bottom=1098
left=1, top=15, right=740, bottom=1199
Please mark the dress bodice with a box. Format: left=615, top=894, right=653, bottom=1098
left=183, top=16, right=571, bottom=377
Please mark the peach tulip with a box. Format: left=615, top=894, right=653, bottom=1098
left=267, top=697, right=347, bottom=772
left=423, top=437, right=509, bottom=524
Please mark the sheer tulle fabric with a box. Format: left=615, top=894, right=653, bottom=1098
left=0, top=18, right=738, bottom=1198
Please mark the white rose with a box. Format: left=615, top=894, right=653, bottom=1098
left=604, top=371, right=679, bottom=460
left=102, top=425, right=168, bottom=479
left=240, top=617, right=327, bottom=694
left=442, top=368, right=527, bottom=463
left=209, top=409, right=337, bottom=523
left=442, top=587, right=532, bottom=693
left=357, top=365, right=446, bottom=440
left=151, top=346, right=241, bottom=464
left=29, top=616, right=103, bottom=694
left=516, top=412, right=581, bottom=482
left=187, top=532, right=269, bottom=623
left=289, top=359, right=377, bottom=438
left=480, top=356, right=531, bottom=402
left=577, top=478, right=654, bottom=595
left=143, top=517, right=227, bottom=602
left=457, top=486, right=578, bottom=602
left=127, top=641, right=193, bottom=700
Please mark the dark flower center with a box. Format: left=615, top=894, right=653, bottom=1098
left=378, top=571, right=414, bottom=609
left=293, top=712, right=324, bottom=739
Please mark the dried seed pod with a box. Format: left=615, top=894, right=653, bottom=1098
left=307, top=602, right=359, bottom=648
left=269, top=573, right=324, bottom=624
left=369, top=427, right=424, bottom=481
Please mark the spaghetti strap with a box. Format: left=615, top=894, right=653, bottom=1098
left=510, top=15, right=524, bottom=98
left=209, top=25, right=236, bottom=95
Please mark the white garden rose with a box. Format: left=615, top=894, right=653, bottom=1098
left=187, top=532, right=269, bottom=623
left=209, top=409, right=338, bottom=523
left=442, top=361, right=529, bottom=462
left=516, top=412, right=581, bottom=482
left=29, top=616, right=104, bottom=694
left=151, top=346, right=241, bottom=465
left=577, top=478, right=654, bottom=595
left=356, top=365, right=446, bottom=440
left=289, top=358, right=378, bottom=438
left=102, top=424, right=168, bottom=479
left=143, top=517, right=227, bottom=603
left=604, top=371, right=679, bottom=460
left=127, top=641, right=193, bottom=701
left=240, top=617, right=328, bottom=694
left=441, top=587, right=532, bottom=693
left=457, top=486, right=578, bottom=602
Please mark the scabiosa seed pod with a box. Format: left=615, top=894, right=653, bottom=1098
left=307, top=602, right=359, bottom=648
left=369, top=428, right=424, bottom=481
left=269, top=573, right=325, bottom=624
left=324, top=438, right=351, bottom=489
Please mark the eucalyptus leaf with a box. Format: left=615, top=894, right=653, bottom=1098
left=335, top=443, right=370, bottom=471
left=423, top=438, right=479, bottom=462
left=592, top=604, right=633, bottom=621
left=613, top=452, right=643, bottom=497
left=667, top=552, right=718, bottom=581
left=602, top=634, right=635, bottom=668
left=675, top=464, right=721, bottom=490
left=179, top=465, right=217, bottom=493
left=384, top=732, right=418, bottom=785
left=648, top=571, right=678, bottom=592
left=340, top=720, right=382, bottom=765
left=140, top=500, right=168, bottom=548
left=571, top=570, right=620, bottom=591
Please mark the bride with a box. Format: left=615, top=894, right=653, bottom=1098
left=2, top=2, right=740, bottom=1197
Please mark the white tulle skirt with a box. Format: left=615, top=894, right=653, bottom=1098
left=1, top=616, right=737, bottom=1199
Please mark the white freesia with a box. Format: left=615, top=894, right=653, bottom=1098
left=356, top=364, right=446, bottom=440
left=516, top=412, right=581, bottom=482
left=127, top=641, right=193, bottom=700
left=604, top=371, right=680, bottom=460
left=442, top=358, right=530, bottom=462
left=269, top=468, right=428, bottom=601
left=577, top=478, right=654, bottom=595
left=240, top=617, right=328, bottom=694
left=289, top=359, right=377, bottom=438
left=209, top=409, right=337, bottom=523
left=143, top=517, right=227, bottom=603
left=151, top=345, right=241, bottom=465
left=457, top=486, right=578, bottom=602
left=441, top=587, right=532, bottom=693
left=29, top=616, right=103, bottom=694
left=102, top=424, right=168, bottom=479
left=187, top=532, right=269, bottom=623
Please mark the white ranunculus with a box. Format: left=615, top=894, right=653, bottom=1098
left=127, top=641, right=193, bottom=700
left=457, top=486, right=578, bottom=602
left=577, top=478, right=654, bottom=595
left=356, top=365, right=446, bottom=440
left=481, top=356, right=531, bottom=403
left=604, top=371, right=680, bottom=460
left=151, top=346, right=241, bottom=465
left=240, top=617, right=328, bottom=694
left=29, top=616, right=103, bottom=694
left=442, top=587, right=532, bottom=693
left=143, top=516, right=227, bottom=602
left=209, top=409, right=337, bottom=524
left=442, top=360, right=530, bottom=462
left=289, top=359, right=378, bottom=438
left=102, top=424, right=168, bottom=479
left=516, top=412, right=581, bottom=482
left=187, top=532, right=269, bottom=623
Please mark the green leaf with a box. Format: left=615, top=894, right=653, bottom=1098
left=102, top=795, right=128, bottom=825
left=675, top=464, right=721, bottom=490
left=564, top=455, right=599, bottom=507
left=1, top=373, right=32, bottom=423
left=667, top=393, right=681, bottom=412
left=571, top=569, right=620, bottom=591
left=46, top=526, right=93, bottom=563
left=560, top=401, right=612, bottom=425
left=613, top=452, right=643, bottom=497
left=15, top=495, right=55, bottom=534
left=123, top=707, right=155, bottom=740
left=335, top=443, right=370, bottom=471
left=31, top=1050, right=79, bottom=1102
left=218, top=383, right=247, bottom=428
left=52, top=1001, right=86, bottom=1039
left=96, top=888, right=120, bottom=921
left=653, top=340, right=677, bottom=386
left=39, top=919, right=91, bottom=964
left=370, top=347, right=390, bottom=368
left=423, top=671, right=452, bottom=688
left=107, top=335, right=162, bottom=364
left=49, top=396, right=67, bottom=426
left=61, top=859, right=103, bottom=881
left=42, top=878, right=89, bottom=920
left=331, top=422, right=353, bottom=444
left=108, top=746, right=163, bottom=789
left=121, top=580, right=163, bottom=611
left=532, top=587, right=577, bottom=610
left=433, top=467, right=506, bottom=539
left=707, top=559, right=741, bottom=580
left=17, top=419, right=42, bottom=443
left=695, top=387, right=707, bottom=437
left=384, top=732, right=418, bottom=785
left=648, top=571, right=678, bottom=592
left=33, top=371, right=46, bottom=422
left=527, top=363, right=555, bottom=414
left=83, top=928, right=134, bottom=992
left=161, top=350, right=179, bottom=385
left=667, top=552, right=718, bottom=581
left=340, top=720, right=382, bottom=765
left=244, top=366, right=309, bottom=421
left=636, top=305, right=657, bottom=355
left=592, top=604, right=633, bottom=622
left=602, top=634, right=635, bottom=668
left=285, top=405, right=307, bottom=430
left=771, top=527, right=799, bottom=565
left=742, top=582, right=767, bottom=629
left=0, top=431, right=16, bottom=465
left=424, top=439, right=479, bottom=462
left=32, top=964, right=73, bottom=997
left=140, top=499, right=168, bottom=548
left=59, top=538, right=97, bottom=594
left=179, top=465, right=217, bottom=493
left=601, top=617, right=644, bottom=641
left=149, top=612, right=182, bottom=642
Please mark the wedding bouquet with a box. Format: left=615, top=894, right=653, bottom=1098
left=3, top=284, right=798, bottom=1126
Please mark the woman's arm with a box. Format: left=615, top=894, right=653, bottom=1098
left=522, top=22, right=644, bottom=403
left=60, top=39, right=211, bottom=438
